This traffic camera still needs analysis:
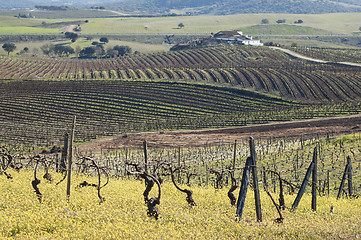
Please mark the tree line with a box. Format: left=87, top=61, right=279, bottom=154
left=1, top=34, right=132, bottom=59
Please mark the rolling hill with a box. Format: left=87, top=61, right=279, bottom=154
left=1, top=45, right=361, bottom=102
left=106, top=0, right=361, bottom=14
left=0, top=0, right=360, bottom=14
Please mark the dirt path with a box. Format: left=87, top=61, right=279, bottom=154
left=59, top=25, right=77, bottom=33
left=270, top=47, right=361, bottom=67
left=77, top=114, right=361, bottom=152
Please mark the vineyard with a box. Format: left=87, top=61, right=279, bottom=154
left=1, top=79, right=361, bottom=147
left=1, top=131, right=361, bottom=239
left=1, top=7, right=361, bottom=238
left=1, top=46, right=361, bottom=102
left=0, top=40, right=361, bottom=239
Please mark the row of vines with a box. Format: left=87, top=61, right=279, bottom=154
left=1, top=80, right=361, bottom=146
left=1, top=46, right=361, bottom=102
left=1, top=131, right=361, bottom=223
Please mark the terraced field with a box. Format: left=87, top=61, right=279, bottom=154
left=1, top=46, right=361, bottom=102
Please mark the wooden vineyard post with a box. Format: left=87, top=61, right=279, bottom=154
left=60, top=133, right=69, bottom=172
left=55, top=154, right=59, bottom=173
left=337, top=157, right=351, bottom=199
left=311, top=147, right=317, bottom=211
left=347, top=156, right=353, bottom=197
left=291, top=161, right=315, bottom=210
left=178, top=147, right=181, bottom=183
left=236, top=157, right=252, bottom=220
left=232, top=140, right=237, bottom=171
left=66, top=116, right=76, bottom=200
left=143, top=140, right=148, bottom=174
left=249, top=137, right=262, bottom=222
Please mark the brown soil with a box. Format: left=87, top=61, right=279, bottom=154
left=77, top=114, right=361, bottom=153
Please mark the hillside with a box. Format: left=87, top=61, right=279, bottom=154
left=1, top=45, right=361, bottom=145
left=1, top=0, right=361, bottom=14
left=107, top=0, right=361, bottom=14
left=1, top=46, right=361, bottom=102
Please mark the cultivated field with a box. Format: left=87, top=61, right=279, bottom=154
left=1, top=9, right=361, bottom=239
left=1, top=46, right=361, bottom=102
left=1, top=44, right=361, bottom=146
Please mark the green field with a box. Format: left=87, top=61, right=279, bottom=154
left=1, top=13, right=361, bottom=35
left=73, top=13, right=361, bottom=35
left=0, top=27, right=59, bottom=34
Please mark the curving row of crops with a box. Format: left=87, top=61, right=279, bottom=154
left=0, top=80, right=299, bottom=145
left=1, top=80, right=361, bottom=146
left=1, top=46, right=361, bottom=102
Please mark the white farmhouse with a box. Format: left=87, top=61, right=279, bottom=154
left=212, top=30, right=263, bottom=46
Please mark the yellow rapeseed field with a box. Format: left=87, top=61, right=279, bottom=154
left=0, top=170, right=360, bottom=239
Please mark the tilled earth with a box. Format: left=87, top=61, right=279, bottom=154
left=77, top=114, right=361, bottom=152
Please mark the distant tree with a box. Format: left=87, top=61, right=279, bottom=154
left=64, top=32, right=78, bottom=42
left=54, top=45, right=74, bottom=57
left=294, top=19, right=303, bottom=24
left=94, top=45, right=105, bottom=58
left=291, top=42, right=298, bottom=48
left=2, top=43, right=16, bottom=55
left=19, top=47, right=29, bottom=55
left=40, top=43, right=55, bottom=56
left=86, top=36, right=94, bottom=41
left=92, top=41, right=100, bottom=45
left=99, top=37, right=109, bottom=44
left=261, top=19, right=269, bottom=24
left=106, top=47, right=118, bottom=57
left=178, top=23, right=185, bottom=28
left=359, top=27, right=361, bottom=31
left=75, top=46, right=82, bottom=57
left=113, top=45, right=132, bottom=56
left=276, top=19, right=286, bottom=24
left=79, top=47, right=96, bottom=58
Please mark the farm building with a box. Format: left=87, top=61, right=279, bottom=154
left=211, top=30, right=263, bottom=46
left=170, top=30, right=263, bottom=51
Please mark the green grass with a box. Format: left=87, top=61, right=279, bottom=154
left=1, top=13, right=361, bottom=35
left=56, top=13, right=361, bottom=35
left=242, top=24, right=330, bottom=35
left=0, top=27, right=60, bottom=34
left=0, top=16, right=66, bottom=27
